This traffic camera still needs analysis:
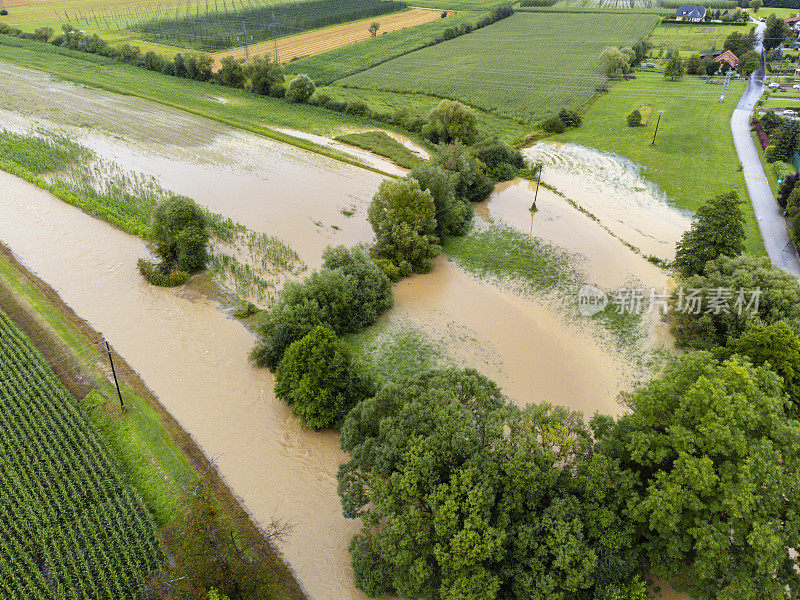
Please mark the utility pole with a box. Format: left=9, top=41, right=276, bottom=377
left=240, top=20, right=250, bottom=60
left=104, top=339, right=124, bottom=410
left=650, top=110, right=665, bottom=146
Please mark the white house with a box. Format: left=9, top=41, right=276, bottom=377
left=675, top=4, right=707, bottom=21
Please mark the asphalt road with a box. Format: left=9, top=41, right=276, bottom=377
left=730, top=21, right=800, bottom=277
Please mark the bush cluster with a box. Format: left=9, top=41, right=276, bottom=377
left=627, top=108, right=643, bottom=127
left=541, top=108, right=583, bottom=134
left=752, top=119, right=770, bottom=149
left=137, top=259, right=190, bottom=287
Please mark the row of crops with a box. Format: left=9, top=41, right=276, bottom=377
left=0, top=308, right=163, bottom=597
left=339, top=11, right=660, bottom=123
left=128, top=0, right=407, bottom=51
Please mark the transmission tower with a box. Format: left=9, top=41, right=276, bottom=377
left=719, top=71, right=732, bottom=103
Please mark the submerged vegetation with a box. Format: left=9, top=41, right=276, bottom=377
left=0, top=129, right=304, bottom=302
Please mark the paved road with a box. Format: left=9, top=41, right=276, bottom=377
left=730, top=21, right=800, bottom=277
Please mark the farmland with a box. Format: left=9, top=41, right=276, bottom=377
left=285, top=9, right=477, bottom=84
left=132, top=0, right=407, bottom=51
left=340, top=11, right=660, bottom=122
left=0, top=307, right=163, bottom=596
left=214, top=7, right=449, bottom=65
left=649, top=22, right=754, bottom=56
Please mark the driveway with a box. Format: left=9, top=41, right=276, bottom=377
left=730, top=21, right=800, bottom=277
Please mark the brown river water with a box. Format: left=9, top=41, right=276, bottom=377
left=0, top=63, right=689, bottom=598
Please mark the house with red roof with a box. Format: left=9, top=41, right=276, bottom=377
left=714, top=50, right=739, bottom=69
left=786, top=15, right=800, bottom=30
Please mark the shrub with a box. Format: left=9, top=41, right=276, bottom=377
left=754, top=122, right=770, bottom=149
left=422, top=99, right=478, bottom=145
left=309, top=92, right=331, bottom=106
left=541, top=116, right=566, bottom=134
left=558, top=108, right=582, bottom=128
left=0, top=9, right=8, bottom=15
left=137, top=259, right=190, bottom=287
left=344, top=99, right=369, bottom=116
left=775, top=161, right=791, bottom=181
left=409, top=164, right=472, bottom=239
left=275, top=326, right=372, bottom=430
left=324, top=99, right=347, bottom=112
left=765, top=144, right=778, bottom=162
left=268, top=82, right=286, bottom=98
left=286, top=73, right=315, bottom=103
left=475, top=141, right=524, bottom=181
left=433, top=143, right=495, bottom=203
left=627, top=109, right=642, bottom=127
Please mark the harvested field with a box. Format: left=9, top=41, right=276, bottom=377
left=214, top=8, right=449, bottom=66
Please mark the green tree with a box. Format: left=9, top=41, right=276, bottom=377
left=739, top=49, right=761, bottom=77
left=764, top=13, right=791, bottom=51
left=250, top=245, right=393, bottom=369
left=724, top=30, right=756, bottom=57
left=409, top=164, right=472, bottom=239
left=663, top=48, right=684, bottom=80
left=598, top=352, right=800, bottom=599
left=749, top=0, right=762, bottom=12
left=719, top=320, right=800, bottom=403
left=600, top=46, right=630, bottom=75
left=368, top=177, right=440, bottom=280
left=150, top=196, right=209, bottom=273
left=339, top=368, right=644, bottom=600
left=669, top=254, right=800, bottom=349
left=769, top=120, right=800, bottom=163
left=275, top=326, right=371, bottom=430
left=433, top=143, right=495, bottom=203
left=368, top=21, right=380, bottom=37
left=215, top=56, right=246, bottom=88
left=286, top=73, right=315, bottom=103
left=422, top=99, right=478, bottom=145
left=246, top=55, right=284, bottom=95
left=626, top=109, right=642, bottom=127
left=33, top=26, right=53, bottom=42
left=674, top=191, right=745, bottom=277
left=685, top=53, right=702, bottom=75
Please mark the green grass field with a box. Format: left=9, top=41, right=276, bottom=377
left=649, top=22, right=754, bottom=56
left=334, top=131, right=424, bottom=168
left=556, top=71, right=765, bottom=255
left=340, top=11, right=660, bottom=122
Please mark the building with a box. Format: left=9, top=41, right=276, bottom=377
left=714, top=50, right=739, bottom=69
left=786, top=15, right=800, bottom=30
left=675, top=4, right=707, bottom=21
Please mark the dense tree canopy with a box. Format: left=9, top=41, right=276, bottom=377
left=339, top=368, right=647, bottom=600
left=286, top=73, right=315, bottom=103
left=368, top=178, right=440, bottom=280
left=764, top=13, right=790, bottom=52
left=724, top=30, right=756, bottom=58
left=408, top=164, right=473, bottom=240
left=600, top=46, right=630, bottom=75
left=275, top=325, right=372, bottom=430
left=433, top=143, right=496, bottom=203
left=674, top=191, right=745, bottom=277
left=670, top=254, right=800, bottom=349
left=598, top=352, right=800, bottom=599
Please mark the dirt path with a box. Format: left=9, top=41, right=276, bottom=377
left=213, top=8, right=450, bottom=67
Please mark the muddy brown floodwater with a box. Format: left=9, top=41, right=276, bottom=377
left=0, top=171, right=369, bottom=600
left=0, top=62, right=690, bottom=598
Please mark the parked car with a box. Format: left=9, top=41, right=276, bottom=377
left=793, top=84, right=800, bottom=90
left=785, top=109, right=797, bottom=116
left=769, top=82, right=780, bottom=88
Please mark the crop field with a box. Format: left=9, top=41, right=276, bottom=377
left=0, top=308, right=163, bottom=597
left=130, top=0, right=406, bottom=51
left=340, top=11, right=660, bottom=122
left=555, top=0, right=659, bottom=7
left=214, top=7, right=449, bottom=65
left=649, top=22, right=754, bottom=55
left=285, top=9, right=476, bottom=84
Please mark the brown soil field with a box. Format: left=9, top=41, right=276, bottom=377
left=213, top=8, right=451, bottom=67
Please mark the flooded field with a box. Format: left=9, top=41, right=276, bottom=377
left=524, top=142, right=692, bottom=262
left=0, top=62, right=685, bottom=598
left=0, top=63, right=383, bottom=269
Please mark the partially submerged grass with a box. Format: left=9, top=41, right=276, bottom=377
left=344, top=321, right=446, bottom=386
left=0, top=129, right=305, bottom=303
left=443, top=222, right=580, bottom=294
left=335, top=130, right=424, bottom=169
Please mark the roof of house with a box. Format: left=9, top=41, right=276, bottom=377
left=676, top=4, right=707, bottom=18
left=786, top=15, right=800, bottom=23
left=714, top=49, right=739, bottom=67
